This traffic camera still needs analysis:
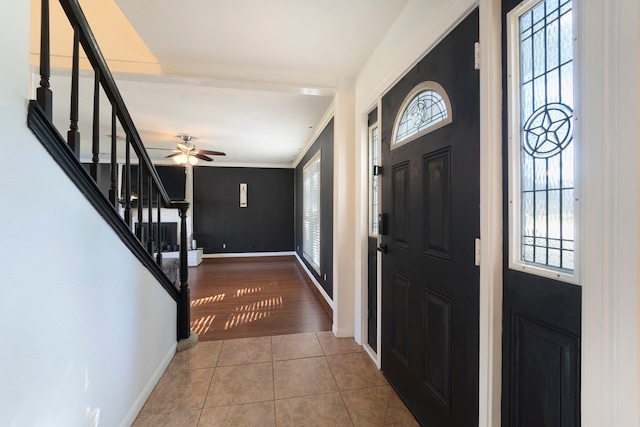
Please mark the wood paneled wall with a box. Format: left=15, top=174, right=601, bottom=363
left=193, top=167, right=294, bottom=254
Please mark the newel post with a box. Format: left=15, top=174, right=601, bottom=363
left=177, top=202, right=191, bottom=341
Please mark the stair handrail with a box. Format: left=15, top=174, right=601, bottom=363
left=33, top=0, right=192, bottom=341
left=53, top=0, right=169, bottom=205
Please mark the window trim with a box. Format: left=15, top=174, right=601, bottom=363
left=506, top=0, right=579, bottom=284
left=302, top=150, right=322, bottom=274
left=391, top=81, right=453, bottom=150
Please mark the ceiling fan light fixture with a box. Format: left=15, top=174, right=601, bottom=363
left=156, top=134, right=224, bottom=163
left=177, top=153, right=189, bottom=164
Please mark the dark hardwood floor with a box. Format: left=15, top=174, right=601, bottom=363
left=187, top=256, right=332, bottom=341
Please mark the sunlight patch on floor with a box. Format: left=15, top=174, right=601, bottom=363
left=191, top=293, right=225, bottom=307
left=234, top=297, right=283, bottom=313
left=224, top=297, right=284, bottom=330
left=191, top=315, right=215, bottom=336
left=234, top=287, right=264, bottom=297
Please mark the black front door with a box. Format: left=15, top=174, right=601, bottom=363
left=380, top=10, right=480, bottom=426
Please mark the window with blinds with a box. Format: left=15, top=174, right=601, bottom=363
left=303, top=151, right=321, bottom=273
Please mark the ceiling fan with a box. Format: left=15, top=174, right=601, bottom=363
left=153, top=134, right=226, bottom=165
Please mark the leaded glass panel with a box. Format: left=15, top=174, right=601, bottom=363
left=393, top=82, right=452, bottom=146
left=518, top=0, right=574, bottom=270
left=370, top=126, right=380, bottom=235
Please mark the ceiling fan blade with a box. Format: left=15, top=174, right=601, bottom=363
left=165, top=152, right=181, bottom=158
left=197, top=149, right=226, bottom=156
left=147, top=147, right=176, bottom=151
left=193, top=153, right=213, bottom=161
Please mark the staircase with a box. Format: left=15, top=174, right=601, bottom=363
left=28, top=0, right=192, bottom=342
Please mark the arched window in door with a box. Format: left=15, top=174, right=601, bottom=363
left=392, top=81, right=453, bottom=149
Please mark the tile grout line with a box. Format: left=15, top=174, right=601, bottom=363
left=270, top=336, right=277, bottom=427
left=323, top=343, right=356, bottom=426
left=197, top=339, right=223, bottom=423
left=189, top=344, right=206, bottom=427
left=199, top=362, right=216, bottom=413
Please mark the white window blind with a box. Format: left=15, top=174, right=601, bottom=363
left=303, top=151, right=321, bottom=273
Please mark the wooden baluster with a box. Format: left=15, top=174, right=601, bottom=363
left=177, top=202, right=191, bottom=340
left=37, top=0, right=52, bottom=119
left=68, top=26, right=80, bottom=158
left=156, top=191, right=162, bottom=265
left=147, top=170, right=154, bottom=254
left=137, top=163, right=143, bottom=242
left=90, top=69, right=100, bottom=182
left=124, top=135, right=132, bottom=227
left=109, top=105, right=118, bottom=208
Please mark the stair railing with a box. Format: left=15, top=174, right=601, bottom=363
left=28, top=0, right=191, bottom=341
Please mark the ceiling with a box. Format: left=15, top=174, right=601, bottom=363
left=39, top=0, right=409, bottom=167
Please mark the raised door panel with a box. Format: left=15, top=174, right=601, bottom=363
left=510, top=313, right=579, bottom=427
left=392, top=162, right=410, bottom=248
left=423, top=149, right=452, bottom=258
left=422, top=287, right=452, bottom=408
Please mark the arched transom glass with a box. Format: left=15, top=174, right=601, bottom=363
left=392, top=82, right=452, bottom=148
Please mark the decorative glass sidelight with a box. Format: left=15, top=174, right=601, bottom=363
left=513, top=0, right=575, bottom=272
left=370, top=125, right=380, bottom=235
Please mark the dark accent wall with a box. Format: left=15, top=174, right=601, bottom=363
left=128, top=165, right=187, bottom=201
left=193, top=167, right=294, bottom=254
left=295, top=119, right=334, bottom=298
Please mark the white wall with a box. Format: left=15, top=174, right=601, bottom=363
left=333, top=80, right=356, bottom=337
left=0, top=2, right=177, bottom=426
left=579, top=1, right=640, bottom=426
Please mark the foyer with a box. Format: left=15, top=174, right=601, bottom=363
left=135, top=257, right=417, bottom=426
left=2, top=0, right=639, bottom=426
left=133, top=332, right=418, bottom=426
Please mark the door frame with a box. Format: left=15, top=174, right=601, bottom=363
left=356, top=0, right=640, bottom=425
left=477, top=1, right=503, bottom=425
left=356, top=1, right=505, bottom=421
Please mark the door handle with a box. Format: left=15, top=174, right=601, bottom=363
left=377, top=244, right=388, bottom=254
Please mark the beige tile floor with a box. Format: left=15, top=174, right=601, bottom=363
left=133, top=332, right=419, bottom=427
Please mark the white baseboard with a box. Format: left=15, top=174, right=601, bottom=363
left=120, top=342, right=176, bottom=427
left=203, top=251, right=295, bottom=259
left=294, top=253, right=334, bottom=310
